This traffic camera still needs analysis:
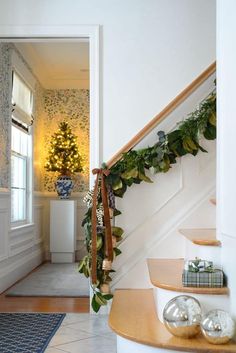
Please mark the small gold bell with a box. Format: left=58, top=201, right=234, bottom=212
left=102, top=258, right=112, bottom=271
left=112, top=235, right=117, bottom=247
left=100, top=282, right=111, bottom=294
left=109, top=208, right=114, bottom=219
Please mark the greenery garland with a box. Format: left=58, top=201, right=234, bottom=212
left=79, top=88, right=216, bottom=312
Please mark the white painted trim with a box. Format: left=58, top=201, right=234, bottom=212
left=0, top=208, right=9, bottom=261
left=34, top=191, right=87, bottom=198
left=0, top=248, right=43, bottom=294
left=11, top=223, right=35, bottom=234
left=118, top=161, right=183, bottom=247
left=117, top=336, right=185, bottom=353
left=0, top=24, right=100, bottom=190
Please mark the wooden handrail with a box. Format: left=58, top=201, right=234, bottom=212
left=107, top=62, right=216, bottom=169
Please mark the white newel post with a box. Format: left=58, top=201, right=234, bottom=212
left=217, top=0, right=236, bottom=319
left=50, top=200, right=77, bottom=263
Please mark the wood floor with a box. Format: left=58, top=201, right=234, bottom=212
left=0, top=294, right=89, bottom=313
left=0, top=262, right=90, bottom=313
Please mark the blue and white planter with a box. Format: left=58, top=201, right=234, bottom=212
left=55, top=175, right=74, bottom=199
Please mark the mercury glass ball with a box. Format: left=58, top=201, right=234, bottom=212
left=201, top=309, right=235, bottom=344
left=163, top=295, right=202, bottom=338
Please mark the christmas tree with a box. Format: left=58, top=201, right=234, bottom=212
left=45, top=121, right=83, bottom=175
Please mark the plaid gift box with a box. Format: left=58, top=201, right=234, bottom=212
left=182, top=269, right=224, bottom=287
left=184, top=259, right=213, bottom=272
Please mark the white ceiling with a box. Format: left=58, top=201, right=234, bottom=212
left=15, top=41, right=89, bottom=89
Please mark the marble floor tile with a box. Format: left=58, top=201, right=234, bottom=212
left=45, top=347, right=67, bottom=353
left=66, top=315, right=112, bottom=335
left=53, top=335, right=116, bottom=353
left=61, top=313, right=93, bottom=326
left=49, top=326, right=96, bottom=347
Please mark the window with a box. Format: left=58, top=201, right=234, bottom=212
left=11, top=70, right=33, bottom=226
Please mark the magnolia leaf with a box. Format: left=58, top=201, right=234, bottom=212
left=102, top=294, right=113, bottom=300
left=183, top=137, right=198, bottom=151
left=138, top=171, right=153, bottom=183
left=113, top=183, right=127, bottom=197
left=95, top=292, right=107, bottom=306
left=123, top=178, right=134, bottom=187
left=92, top=294, right=101, bottom=313
left=167, top=129, right=182, bottom=144
left=132, top=178, right=141, bottom=184
left=112, top=226, right=124, bottom=237
left=114, top=208, right=122, bottom=216
left=113, top=248, right=122, bottom=257
left=209, top=112, right=216, bottom=127
left=182, top=139, right=193, bottom=153
left=97, top=234, right=103, bottom=250
left=78, top=259, right=85, bottom=273
left=121, top=168, right=138, bottom=179
left=204, top=124, right=216, bottom=140
left=112, top=178, right=123, bottom=190
left=199, top=145, right=208, bottom=153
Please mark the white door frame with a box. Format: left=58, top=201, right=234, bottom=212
left=0, top=25, right=100, bottom=188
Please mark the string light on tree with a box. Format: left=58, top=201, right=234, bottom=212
left=45, top=121, right=83, bottom=176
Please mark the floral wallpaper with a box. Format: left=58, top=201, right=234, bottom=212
left=41, top=89, right=89, bottom=193
left=0, top=44, right=11, bottom=189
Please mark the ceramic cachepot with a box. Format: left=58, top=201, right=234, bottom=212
left=55, top=175, right=74, bottom=199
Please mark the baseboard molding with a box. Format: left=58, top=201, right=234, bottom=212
left=0, top=249, right=43, bottom=294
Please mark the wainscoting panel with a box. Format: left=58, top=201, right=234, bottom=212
left=0, top=208, right=9, bottom=262
left=0, top=191, right=44, bottom=294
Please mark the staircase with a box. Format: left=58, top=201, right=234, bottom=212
left=107, top=64, right=236, bottom=352
left=109, top=199, right=236, bottom=352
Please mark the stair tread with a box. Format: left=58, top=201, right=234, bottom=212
left=147, top=258, right=228, bottom=294
left=109, top=289, right=236, bottom=352
left=179, top=228, right=221, bottom=246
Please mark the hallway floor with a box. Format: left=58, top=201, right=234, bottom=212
left=45, top=313, right=116, bottom=353
left=0, top=294, right=89, bottom=312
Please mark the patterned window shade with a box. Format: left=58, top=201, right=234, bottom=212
left=12, top=71, right=33, bottom=126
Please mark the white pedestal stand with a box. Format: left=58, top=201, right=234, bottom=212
left=50, top=200, right=77, bottom=263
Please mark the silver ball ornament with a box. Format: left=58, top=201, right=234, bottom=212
left=201, top=309, right=235, bottom=344
left=163, top=295, right=202, bottom=338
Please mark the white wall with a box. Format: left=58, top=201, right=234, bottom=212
left=0, top=0, right=216, bottom=162
left=217, top=0, right=236, bottom=318
left=0, top=0, right=216, bottom=293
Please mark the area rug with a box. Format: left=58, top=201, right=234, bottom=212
left=0, top=313, right=65, bottom=353
left=6, top=263, right=89, bottom=297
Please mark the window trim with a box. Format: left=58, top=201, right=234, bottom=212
left=11, top=113, right=33, bottom=228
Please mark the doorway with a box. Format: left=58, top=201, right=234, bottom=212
left=0, top=26, right=99, bottom=305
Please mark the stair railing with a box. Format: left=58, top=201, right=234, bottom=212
left=106, top=62, right=216, bottom=169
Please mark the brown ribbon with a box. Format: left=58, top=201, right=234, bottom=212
left=91, top=168, right=113, bottom=284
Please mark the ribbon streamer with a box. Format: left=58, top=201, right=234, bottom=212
left=91, top=168, right=113, bottom=284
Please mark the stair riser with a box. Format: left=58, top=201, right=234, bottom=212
left=154, top=287, right=229, bottom=323
left=185, top=240, right=221, bottom=267
left=117, top=336, right=188, bottom=353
